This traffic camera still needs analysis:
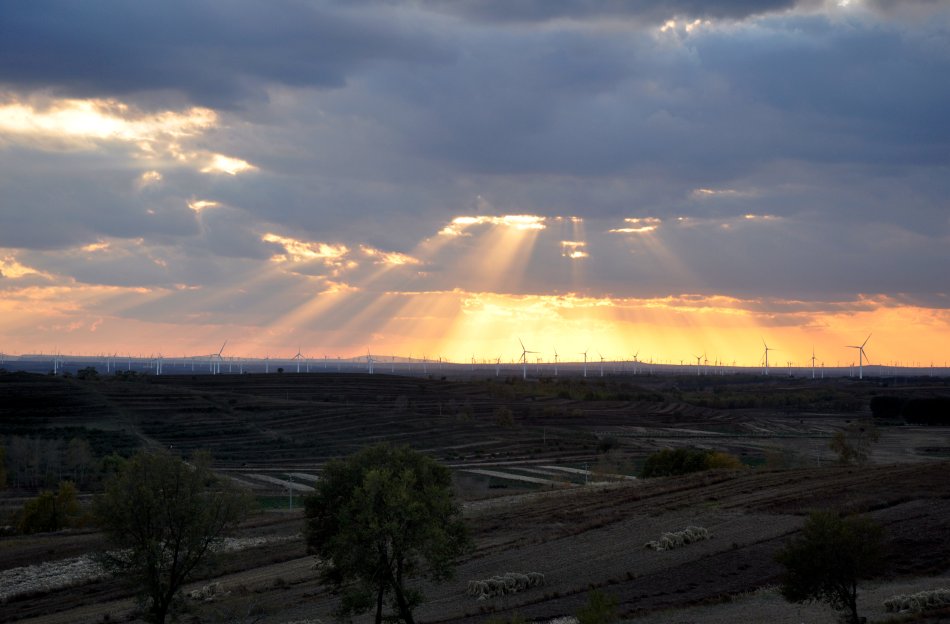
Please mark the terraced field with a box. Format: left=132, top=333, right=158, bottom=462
left=3, top=371, right=950, bottom=623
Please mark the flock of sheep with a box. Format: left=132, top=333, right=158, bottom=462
left=466, top=572, right=546, bottom=600
left=188, top=581, right=228, bottom=602
left=644, top=525, right=711, bottom=551
left=883, top=588, right=950, bottom=613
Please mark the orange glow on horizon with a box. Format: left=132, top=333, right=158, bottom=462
left=2, top=213, right=947, bottom=369
left=2, top=284, right=947, bottom=367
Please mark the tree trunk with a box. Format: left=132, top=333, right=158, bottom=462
left=151, top=600, right=169, bottom=624
left=375, top=582, right=384, bottom=624
left=386, top=560, right=415, bottom=624
left=847, top=581, right=860, bottom=624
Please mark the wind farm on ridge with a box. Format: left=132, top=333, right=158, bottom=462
left=3, top=333, right=947, bottom=379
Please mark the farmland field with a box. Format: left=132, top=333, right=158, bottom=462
left=1, top=370, right=949, bottom=623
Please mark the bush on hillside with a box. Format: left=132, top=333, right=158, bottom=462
left=17, top=481, right=82, bottom=534
left=640, top=448, right=743, bottom=478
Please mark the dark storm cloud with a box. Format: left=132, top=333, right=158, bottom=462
left=2, top=0, right=949, bottom=307
left=0, top=0, right=448, bottom=108
left=0, top=148, right=199, bottom=250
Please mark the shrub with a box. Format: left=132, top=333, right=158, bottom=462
left=577, top=589, right=618, bottom=624
left=706, top=451, right=743, bottom=470
left=640, top=448, right=742, bottom=478
left=494, top=406, right=515, bottom=427
left=776, top=511, right=885, bottom=624
left=18, top=481, right=82, bottom=533
left=77, top=366, right=99, bottom=380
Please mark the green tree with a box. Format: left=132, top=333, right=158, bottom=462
left=93, top=451, right=250, bottom=624
left=577, top=589, right=619, bottom=624
left=18, top=481, right=81, bottom=533
left=775, top=511, right=886, bottom=624
left=304, top=444, right=470, bottom=624
left=829, top=420, right=880, bottom=465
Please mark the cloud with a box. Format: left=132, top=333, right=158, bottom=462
left=0, top=1, right=450, bottom=108
left=373, top=0, right=805, bottom=24
left=0, top=0, right=948, bottom=361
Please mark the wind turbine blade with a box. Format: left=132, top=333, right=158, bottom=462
left=862, top=334, right=872, bottom=348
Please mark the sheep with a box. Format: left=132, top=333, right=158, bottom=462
left=883, top=588, right=950, bottom=613
left=467, top=580, right=491, bottom=600
left=644, top=526, right=711, bottom=551
left=487, top=577, right=508, bottom=596
left=505, top=572, right=530, bottom=592
left=466, top=572, right=545, bottom=599
left=527, top=571, right=546, bottom=587
left=188, top=582, right=226, bottom=602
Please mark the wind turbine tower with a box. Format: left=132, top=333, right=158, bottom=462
left=519, top=338, right=538, bottom=380
left=811, top=346, right=817, bottom=379
left=762, top=339, right=774, bottom=376
left=846, top=334, right=871, bottom=380
left=580, top=349, right=589, bottom=378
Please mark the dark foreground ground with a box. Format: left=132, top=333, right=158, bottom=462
left=2, top=371, right=950, bottom=623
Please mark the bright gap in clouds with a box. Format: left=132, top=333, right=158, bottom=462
left=0, top=95, right=256, bottom=177
left=6, top=213, right=938, bottom=367
left=0, top=98, right=215, bottom=142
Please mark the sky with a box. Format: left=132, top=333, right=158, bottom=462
left=1, top=0, right=948, bottom=367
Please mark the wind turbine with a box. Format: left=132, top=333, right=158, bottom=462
left=762, top=339, right=774, bottom=376
left=495, top=356, right=501, bottom=377
left=293, top=346, right=304, bottom=373
left=366, top=348, right=374, bottom=375
left=207, top=340, right=227, bottom=375
left=694, top=353, right=704, bottom=376
left=631, top=350, right=639, bottom=376
left=580, top=348, right=589, bottom=378
left=598, top=352, right=605, bottom=377
left=553, top=347, right=559, bottom=377
left=846, top=334, right=871, bottom=380
left=811, top=346, right=817, bottom=379
left=519, top=338, right=538, bottom=380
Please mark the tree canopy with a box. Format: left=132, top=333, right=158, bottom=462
left=17, top=480, right=81, bottom=533
left=93, top=451, right=250, bottom=624
left=776, top=511, right=886, bottom=624
left=639, top=447, right=742, bottom=478
left=305, top=444, right=470, bottom=624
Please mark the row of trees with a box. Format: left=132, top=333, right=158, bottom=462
left=83, top=445, right=470, bottom=624
left=22, top=442, right=890, bottom=624
left=871, top=395, right=950, bottom=425
left=2, top=435, right=97, bottom=488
